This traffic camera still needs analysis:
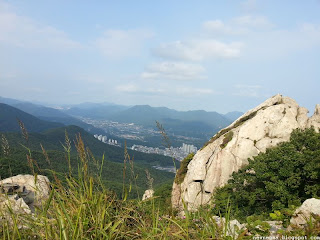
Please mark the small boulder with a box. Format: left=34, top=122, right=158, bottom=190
left=0, top=175, right=50, bottom=210
left=266, top=221, right=284, bottom=236
left=0, top=194, right=32, bottom=227
left=289, top=198, right=320, bottom=228
left=212, top=216, right=246, bottom=238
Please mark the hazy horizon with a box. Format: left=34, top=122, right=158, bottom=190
left=1, top=0, right=319, bottom=113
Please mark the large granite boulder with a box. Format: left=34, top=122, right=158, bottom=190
left=172, top=95, right=320, bottom=211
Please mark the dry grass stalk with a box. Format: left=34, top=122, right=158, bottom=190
left=17, top=119, right=28, bottom=143
left=1, top=134, right=10, bottom=156
left=145, top=169, right=154, bottom=190
left=40, top=143, right=50, bottom=165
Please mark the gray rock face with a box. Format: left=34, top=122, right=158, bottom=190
left=289, top=198, right=320, bottom=228
left=172, top=95, right=320, bottom=211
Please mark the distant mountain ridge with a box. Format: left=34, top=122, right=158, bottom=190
left=0, top=103, right=64, bottom=133
left=64, top=103, right=242, bottom=138
left=0, top=97, right=106, bottom=135
left=0, top=96, right=243, bottom=142
left=223, top=111, right=243, bottom=122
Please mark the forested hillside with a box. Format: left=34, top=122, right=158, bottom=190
left=0, top=103, right=63, bottom=132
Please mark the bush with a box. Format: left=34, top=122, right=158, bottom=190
left=213, top=128, right=320, bottom=220
left=174, top=153, right=195, bottom=184
left=220, top=131, right=234, bottom=149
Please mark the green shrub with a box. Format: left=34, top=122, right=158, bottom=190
left=213, top=128, right=320, bottom=220
left=174, top=153, right=195, bottom=184
left=220, top=131, right=234, bottom=149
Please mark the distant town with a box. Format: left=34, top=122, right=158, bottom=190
left=94, top=133, right=197, bottom=161
left=131, top=143, right=197, bottom=161
left=85, top=118, right=158, bottom=141
left=94, top=134, right=120, bottom=146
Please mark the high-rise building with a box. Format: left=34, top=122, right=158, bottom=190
left=182, top=143, right=197, bottom=154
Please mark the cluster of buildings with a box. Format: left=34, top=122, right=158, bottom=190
left=93, top=134, right=120, bottom=146
left=131, top=143, right=197, bottom=161
left=182, top=143, right=197, bottom=154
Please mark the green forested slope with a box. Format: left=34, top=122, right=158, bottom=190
left=3, top=125, right=177, bottom=167
left=0, top=103, right=64, bottom=132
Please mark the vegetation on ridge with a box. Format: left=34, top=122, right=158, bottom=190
left=220, top=131, right=234, bottom=149
left=0, top=130, right=234, bottom=239
left=0, top=124, right=176, bottom=198
left=174, top=152, right=195, bottom=184
left=1, top=107, right=320, bottom=238
left=213, top=127, right=320, bottom=222
left=201, top=110, right=258, bottom=150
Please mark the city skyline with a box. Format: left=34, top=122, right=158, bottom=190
left=0, top=0, right=319, bottom=113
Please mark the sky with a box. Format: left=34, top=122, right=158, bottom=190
left=0, top=0, right=320, bottom=113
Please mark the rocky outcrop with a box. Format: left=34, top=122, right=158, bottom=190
left=0, top=175, right=50, bottom=212
left=289, top=198, right=320, bottom=229
left=0, top=175, right=50, bottom=227
left=172, top=94, right=320, bottom=211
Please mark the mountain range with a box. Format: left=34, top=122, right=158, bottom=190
left=0, top=96, right=243, bottom=143
left=0, top=96, right=242, bottom=197
left=0, top=103, right=64, bottom=133
left=0, top=102, right=176, bottom=197
left=64, top=102, right=243, bottom=139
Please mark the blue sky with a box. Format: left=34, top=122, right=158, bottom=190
left=0, top=0, right=319, bottom=113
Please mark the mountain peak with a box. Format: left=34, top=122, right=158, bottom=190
left=172, top=94, right=320, bottom=211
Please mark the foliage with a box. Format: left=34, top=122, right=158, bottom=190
left=174, top=152, right=195, bottom=184
left=245, top=215, right=270, bottom=236
left=220, top=131, right=234, bottom=149
left=213, top=128, right=320, bottom=220
left=2, top=125, right=177, bottom=168
left=152, top=181, right=173, bottom=214
left=0, top=103, right=63, bottom=133
left=0, top=126, right=175, bottom=199
left=0, top=134, right=231, bottom=240
left=1, top=125, right=320, bottom=238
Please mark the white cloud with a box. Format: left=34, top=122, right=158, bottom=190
left=202, top=16, right=320, bottom=59
left=115, top=84, right=165, bottom=95
left=233, top=15, right=273, bottom=28
left=202, top=19, right=241, bottom=34
left=242, top=22, right=320, bottom=58
left=0, top=3, right=81, bottom=49
left=115, top=84, right=139, bottom=93
left=115, top=83, right=215, bottom=97
left=95, top=29, right=154, bottom=58
left=203, top=15, right=273, bottom=36
left=233, top=84, right=262, bottom=97
left=153, top=40, right=242, bottom=61
left=202, top=20, right=225, bottom=32
left=141, top=61, right=206, bottom=81
left=176, top=87, right=214, bottom=95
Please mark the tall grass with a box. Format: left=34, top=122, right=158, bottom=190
left=0, top=130, right=241, bottom=239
